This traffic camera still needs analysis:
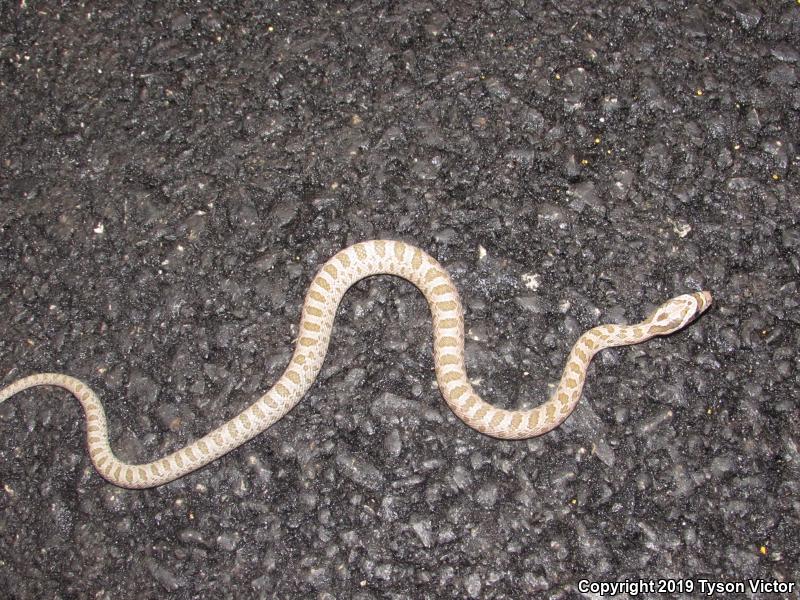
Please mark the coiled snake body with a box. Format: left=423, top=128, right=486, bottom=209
left=0, top=240, right=712, bottom=489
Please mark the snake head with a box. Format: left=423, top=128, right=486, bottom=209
left=646, top=291, right=712, bottom=335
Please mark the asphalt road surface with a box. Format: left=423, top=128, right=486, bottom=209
left=0, top=2, right=797, bottom=598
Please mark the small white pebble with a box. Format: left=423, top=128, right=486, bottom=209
left=522, top=273, right=540, bottom=291
left=669, top=218, right=692, bottom=238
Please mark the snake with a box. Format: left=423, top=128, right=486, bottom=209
left=0, top=240, right=712, bottom=489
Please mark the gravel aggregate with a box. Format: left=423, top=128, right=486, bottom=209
left=0, top=1, right=798, bottom=598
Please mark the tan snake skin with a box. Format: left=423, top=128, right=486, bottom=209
left=0, top=240, right=712, bottom=489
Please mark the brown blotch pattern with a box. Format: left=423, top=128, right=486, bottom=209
left=437, top=318, right=459, bottom=329
left=412, top=248, right=423, bottom=270
left=463, top=395, right=479, bottom=411
left=305, top=306, right=323, bottom=317
left=451, top=385, right=469, bottom=399
left=425, top=268, right=443, bottom=283
left=527, top=411, right=541, bottom=429
left=437, top=336, right=458, bottom=348
left=440, top=371, right=462, bottom=384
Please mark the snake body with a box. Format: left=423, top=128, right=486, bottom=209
left=0, top=240, right=711, bottom=489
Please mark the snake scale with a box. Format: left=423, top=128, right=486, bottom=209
left=0, top=240, right=712, bottom=489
